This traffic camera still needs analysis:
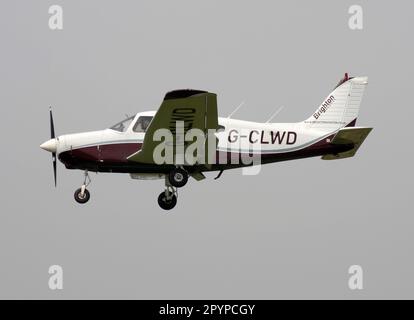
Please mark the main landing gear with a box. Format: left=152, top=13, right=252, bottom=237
left=158, top=168, right=189, bottom=210
left=74, top=170, right=91, bottom=204
left=72, top=168, right=189, bottom=209
left=158, top=184, right=177, bottom=210
left=168, top=167, right=188, bottom=188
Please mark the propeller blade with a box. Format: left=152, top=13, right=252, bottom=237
left=52, top=153, right=57, bottom=187
left=50, top=107, right=57, bottom=186
left=50, top=107, right=55, bottom=139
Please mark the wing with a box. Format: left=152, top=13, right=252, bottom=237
left=127, top=90, right=219, bottom=166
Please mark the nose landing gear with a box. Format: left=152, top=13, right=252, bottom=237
left=74, top=170, right=91, bottom=204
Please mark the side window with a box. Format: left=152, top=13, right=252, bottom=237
left=133, top=116, right=153, bottom=133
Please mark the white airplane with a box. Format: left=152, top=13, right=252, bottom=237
left=40, top=73, right=372, bottom=210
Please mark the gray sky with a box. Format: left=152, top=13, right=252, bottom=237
left=0, top=0, right=413, bottom=299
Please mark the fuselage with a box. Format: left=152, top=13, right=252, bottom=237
left=49, top=111, right=351, bottom=174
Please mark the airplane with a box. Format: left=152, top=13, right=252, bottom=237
left=40, top=73, right=372, bottom=210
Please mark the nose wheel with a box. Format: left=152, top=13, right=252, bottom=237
left=74, top=170, right=91, bottom=204
left=74, top=187, right=90, bottom=204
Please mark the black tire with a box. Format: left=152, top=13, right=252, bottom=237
left=158, top=192, right=177, bottom=210
left=168, top=168, right=188, bottom=188
left=74, top=188, right=90, bottom=204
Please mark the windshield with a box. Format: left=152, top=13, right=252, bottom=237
left=133, top=116, right=153, bottom=133
left=109, top=115, right=135, bottom=132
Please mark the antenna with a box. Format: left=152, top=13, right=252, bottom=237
left=265, top=106, right=284, bottom=123
left=227, top=101, right=245, bottom=119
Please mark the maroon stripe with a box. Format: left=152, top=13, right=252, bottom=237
left=345, top=118, right=357, bottom=127
left=59, top=132, right=352, bottom=172
left=59, top=143, right=142, bottom=168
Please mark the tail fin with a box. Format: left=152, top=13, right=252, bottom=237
left=304, top=74, right=368, bottom=131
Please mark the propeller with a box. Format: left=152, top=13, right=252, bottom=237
left=50, top=107, right=57, bottom=187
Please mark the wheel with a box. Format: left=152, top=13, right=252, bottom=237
left=168, top=168, right=188, bottom=188
left=74, top=188, right=90, bottom=204
left=158, top=192, right=177, bottom=210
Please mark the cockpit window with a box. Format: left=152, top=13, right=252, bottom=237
left=133, top=116, right=153, bottom=133
left=110, top=115, right=135, bottom=132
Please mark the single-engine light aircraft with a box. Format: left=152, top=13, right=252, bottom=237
left=40, top=74, right=372, bottom=210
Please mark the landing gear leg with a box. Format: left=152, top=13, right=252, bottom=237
left=74, top=170, right=91, bottom=204
left=158, top=176, right=178, bottom=210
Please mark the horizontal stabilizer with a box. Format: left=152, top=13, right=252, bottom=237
left=322, top=127, right=372, bottom=160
